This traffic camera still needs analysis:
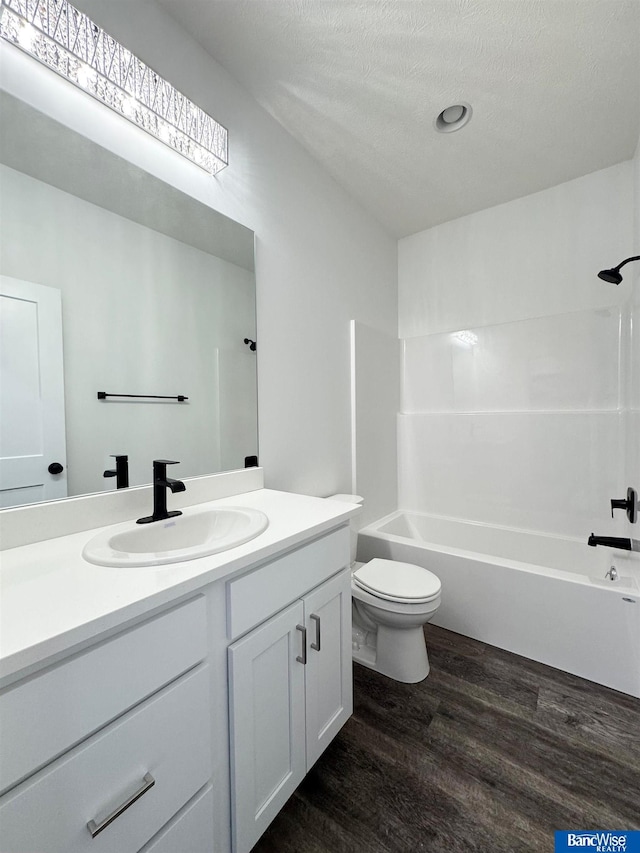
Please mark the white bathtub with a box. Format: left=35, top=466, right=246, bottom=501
left=357, top=511, right=640, bottom=698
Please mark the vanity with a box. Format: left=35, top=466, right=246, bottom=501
left=0, top=476, right=359, bottom=853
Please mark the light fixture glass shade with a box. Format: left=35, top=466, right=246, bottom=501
left=0, top=0, right=228, bottom=174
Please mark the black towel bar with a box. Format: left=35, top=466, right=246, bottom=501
left=97, top=392, right=188, bottom=402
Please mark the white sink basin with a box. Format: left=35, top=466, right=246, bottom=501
left=82, top=507, right=269, bottom=567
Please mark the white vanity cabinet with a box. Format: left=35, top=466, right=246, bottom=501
left=0, top=502, right=355, bottom=853
left=227, top=530, right=352, bottom=853
left=0, top=597, right=213, bottom=853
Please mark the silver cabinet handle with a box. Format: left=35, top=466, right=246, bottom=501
left=87, top=772, right=155, bottom=838
left=310, top=614, right=321, bottom=651
left=296, top=624, right=307, bottom=665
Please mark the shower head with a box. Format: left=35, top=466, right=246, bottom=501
left=597, top=267, right=623, bottom=285
left=597, top=255, right=640, bottom=285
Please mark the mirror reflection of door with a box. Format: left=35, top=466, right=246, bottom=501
left=0, top=275, right=67, bottom=507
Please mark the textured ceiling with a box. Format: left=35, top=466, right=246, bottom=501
left=157, top=0, right=640, bottom=237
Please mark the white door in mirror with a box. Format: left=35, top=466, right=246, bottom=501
left=82, top=507, right=269, bottom=567
left=0, top=276, right=67, bottom=507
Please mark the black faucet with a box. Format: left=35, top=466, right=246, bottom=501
left=588, top=534, right=632, bottom=551
left=137, top=460, right=186, bottom=524
left=103, top=454, right=129, bottom=489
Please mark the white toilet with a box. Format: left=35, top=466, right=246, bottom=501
left=328, top=495, right=442, bottom=684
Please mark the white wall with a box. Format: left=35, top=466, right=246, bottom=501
left=0, top=164, right=257, bottom=496
left=398, top=162, right=635, bottom=540
left=0, top=0, right=398, bottom=501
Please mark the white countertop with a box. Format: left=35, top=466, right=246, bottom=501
left=0, top=489, right=359, bottom=684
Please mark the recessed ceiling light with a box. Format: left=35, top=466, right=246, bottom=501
left=435, top=103, right=473, bottom=133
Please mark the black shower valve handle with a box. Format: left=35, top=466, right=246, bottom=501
left=611, top=499, right=625, bottom=517
left=610, top=487, right=637, bottom=524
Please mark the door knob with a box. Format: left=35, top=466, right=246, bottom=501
left=48, top=462, right=64, bottom=475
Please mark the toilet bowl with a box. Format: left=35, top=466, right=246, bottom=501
left=351, top=558, right=441, bottom=683
left=327, top=495, right=442, bottom=684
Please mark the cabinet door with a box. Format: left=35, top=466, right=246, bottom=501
left=228, top=600, right=306, bottom=853
left=304, top=569, right=353, bottom=768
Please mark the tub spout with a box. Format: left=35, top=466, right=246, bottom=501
left=588, top=533, right=632, bottom=550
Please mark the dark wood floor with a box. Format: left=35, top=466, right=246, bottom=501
left=254, top=624, right=640, bottom=853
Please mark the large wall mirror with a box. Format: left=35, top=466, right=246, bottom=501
left=0, top=91, right=258, bottom=508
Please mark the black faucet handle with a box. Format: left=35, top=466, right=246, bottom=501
left=611, top=498, right=627, bottom=517
left=152, top=459, right=179, bottom=476
left=610, top=487, right=638, bottom=523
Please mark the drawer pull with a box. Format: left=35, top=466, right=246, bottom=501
left=310, top=613, right=321, bottom=651
left=87, top=772, right=155, bottom=838
left=296, top=624, right=307, bottom=665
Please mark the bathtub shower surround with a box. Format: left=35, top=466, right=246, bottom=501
left=398, top=162, right=635, bottom=542
left=399, top=308, right=625, bottom=540
left=398, top=162, right=636, bottom=538
left=391, top=160, right=640, bottom=695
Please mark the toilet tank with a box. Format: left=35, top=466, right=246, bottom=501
left=326, top=494, right=364, bottom=565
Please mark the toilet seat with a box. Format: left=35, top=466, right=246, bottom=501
left=353, top=558, right=441, bottom=604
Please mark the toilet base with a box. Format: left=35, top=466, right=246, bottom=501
left=352, top=623, right=430, bottom=683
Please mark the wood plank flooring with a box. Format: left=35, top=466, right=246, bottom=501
left=254, top=624, right=640, bottom=853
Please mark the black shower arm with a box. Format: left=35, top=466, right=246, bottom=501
left=613, top=255, right=640, bottom=272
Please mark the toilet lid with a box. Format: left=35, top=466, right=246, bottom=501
left=353, top=559, right=441, bottom=603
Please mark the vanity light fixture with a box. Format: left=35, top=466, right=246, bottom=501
left=0, top=0, right=228, bottom=174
